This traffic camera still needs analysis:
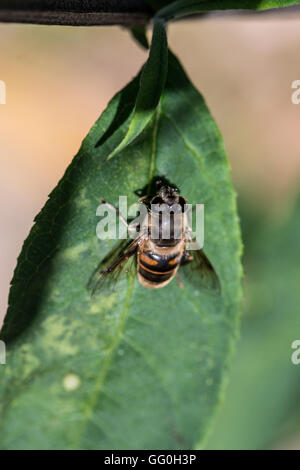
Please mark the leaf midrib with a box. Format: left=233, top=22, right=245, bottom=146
left=71, top=99, right=165, bottom=448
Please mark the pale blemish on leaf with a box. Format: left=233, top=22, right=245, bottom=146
left=47, top=287, right=61, bottom=302
left=88, top=303, right=101, bottom=315
left=89, top=293, right=118, bottom=315
left=14, top=344, right=42, bottom=380
left=41, top=315, right=79, bottom=357
left=61, top=242, right=90, bottom=261
left=63, top=374, right=81, bottom=392
left=75, top=188, right=91, bottom=209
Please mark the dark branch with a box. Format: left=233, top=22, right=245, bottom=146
left=0, top=1, right=299, bottom=27
left=0, top=1, right=153, bottom=26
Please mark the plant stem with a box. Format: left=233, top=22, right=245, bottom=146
left=0, top=1, right=152, bottom=26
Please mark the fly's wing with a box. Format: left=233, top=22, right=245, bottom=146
left=88, top=237, right=142, bottom=296
left=181, top=248, right=221, bottom=294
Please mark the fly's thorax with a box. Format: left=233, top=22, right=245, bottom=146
left=148, top=202, right=185, bottom=245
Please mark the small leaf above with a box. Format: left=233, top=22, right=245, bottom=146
left=0, top=51, right=242, bottom=450
left=103, top=17, right=168, bottom=161
left=128, top=25, right=149, bottom=50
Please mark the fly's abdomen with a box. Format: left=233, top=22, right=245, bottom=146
left=137, top=251, right=181, bottom=288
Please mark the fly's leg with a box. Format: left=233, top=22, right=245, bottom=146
left=180, top=250, right=193, bottom=266
left=128, top=222, right=142, bottom=240
left=175, top=272, right=184, bottom=289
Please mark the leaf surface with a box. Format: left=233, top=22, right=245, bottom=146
left=0, top=51, right=242, bottom=450
left=128, top=25, right=149, bottom=50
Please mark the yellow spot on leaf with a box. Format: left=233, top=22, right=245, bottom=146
left=62, top=242, right=89, bottom=261
left=89, top=294, right=118, bottom=315
left=76, top=188, right=90, bottom=208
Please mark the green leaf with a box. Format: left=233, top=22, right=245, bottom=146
left=0, top=51, right=242, bottom=450
left=156, top=0, right=300, bottom=22
left=206, top=198, right=300, bottom=449
left=128, top=25, right=149, bottom=50
left=104, top=17, right=168, bottom=161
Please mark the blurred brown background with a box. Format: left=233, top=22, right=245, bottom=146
left=1, top=11, right=300, bottom=450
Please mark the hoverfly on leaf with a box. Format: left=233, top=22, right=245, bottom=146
left=89, top=180, right=220, bottom=294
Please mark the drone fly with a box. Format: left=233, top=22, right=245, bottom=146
left=90, top=182, right=220, bottom=294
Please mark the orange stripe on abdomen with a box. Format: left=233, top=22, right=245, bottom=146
left=138, top=251, right=181, bottom=275
left=139, top=252, right=159, bottom=267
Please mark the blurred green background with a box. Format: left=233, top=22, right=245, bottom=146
left=206, top=196, right=300, bottom=449
left=0, top=11, right=300, bottom=449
